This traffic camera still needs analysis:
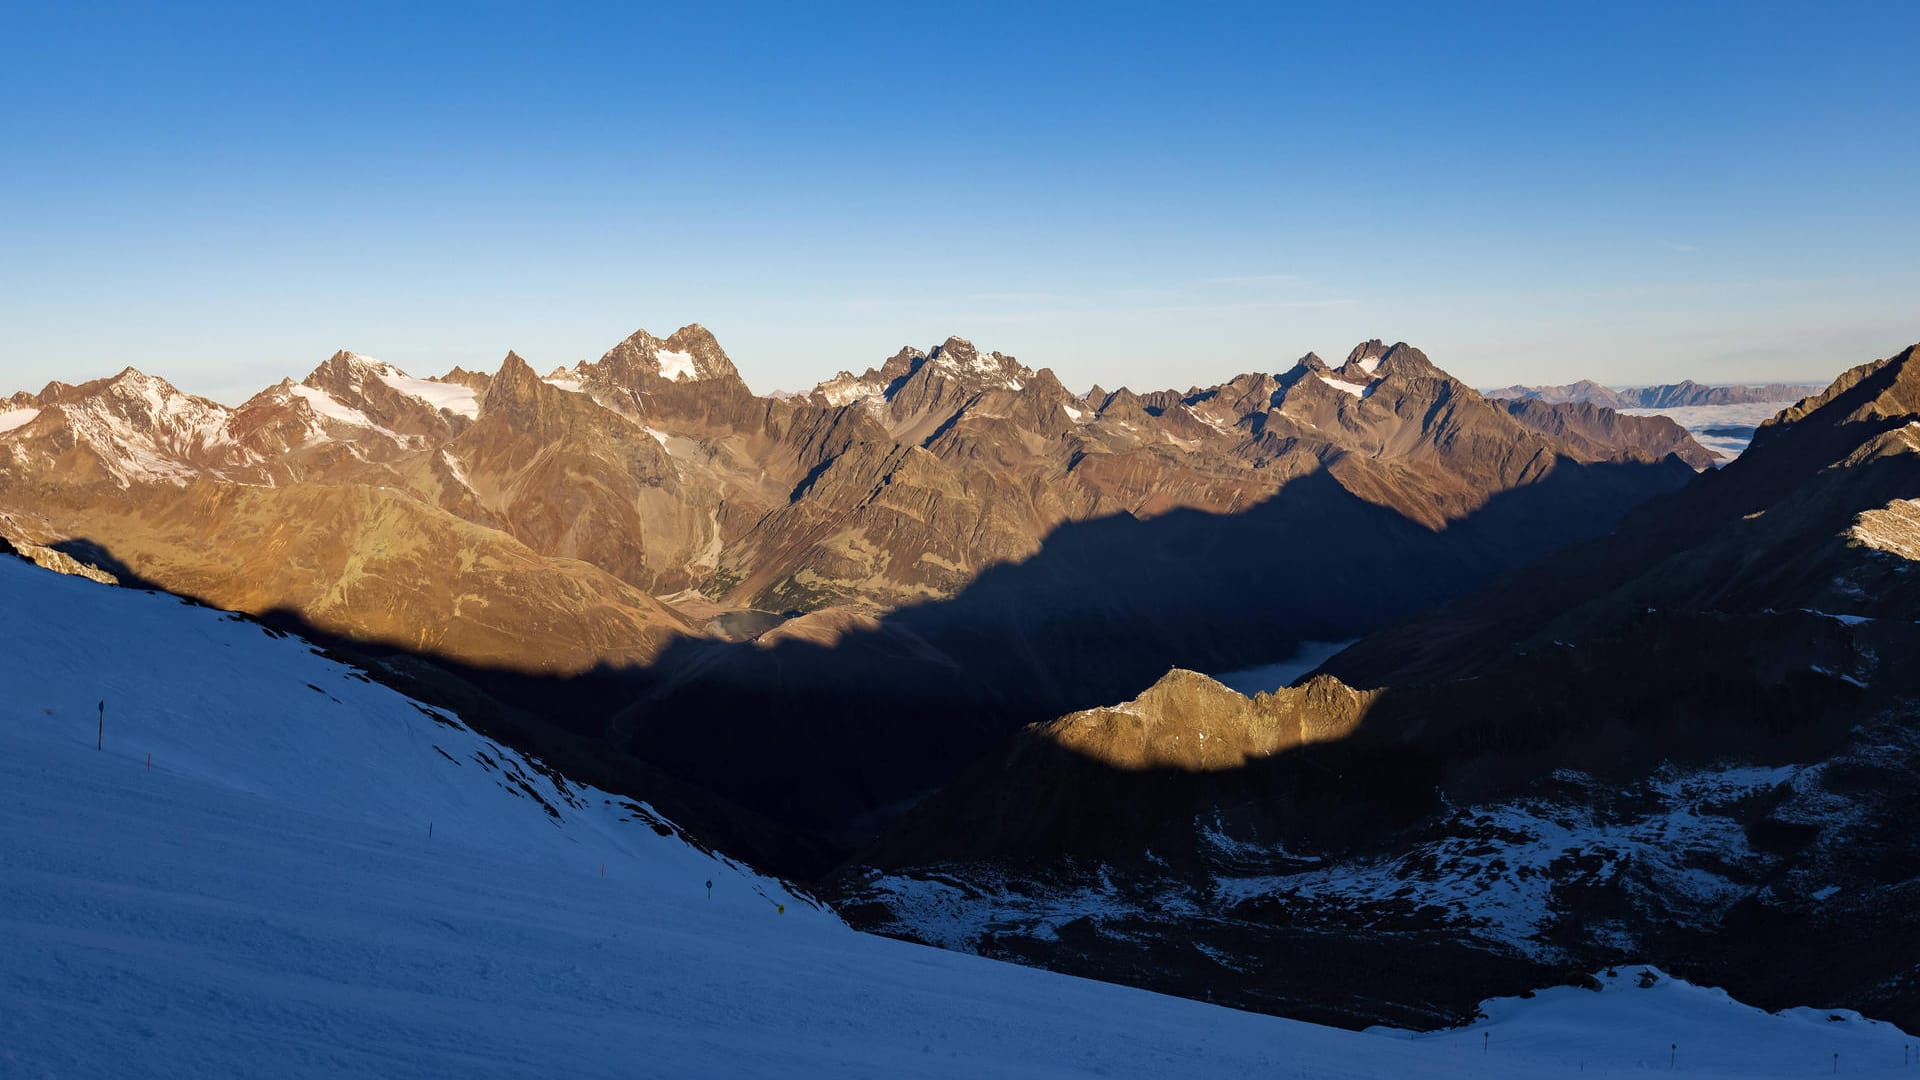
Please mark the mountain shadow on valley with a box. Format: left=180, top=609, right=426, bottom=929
left=616, top=453, right=1696, bottom=844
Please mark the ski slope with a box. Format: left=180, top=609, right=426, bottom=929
left=1, top=553, right=1914, bottom=1078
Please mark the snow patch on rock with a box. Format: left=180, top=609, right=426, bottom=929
left=656, top=349, right=698, bottom=382
left=1316, top=373, right=1376, bottom=398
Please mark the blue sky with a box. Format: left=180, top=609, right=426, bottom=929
left=3, top=2, right=1916, bottom=402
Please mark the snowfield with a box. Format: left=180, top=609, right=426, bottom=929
left=1, top=554, right=1913, bottom=1078
left=369, top=364, right=481, bottom=420
left=655, top=348, right=699, bottom=382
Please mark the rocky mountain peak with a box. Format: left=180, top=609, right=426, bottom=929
left=880, top=346, right=925, bottom=375
left=1741, top=344, right=1920, bottom=466
left=592, top=324, right=743, bottom=389
left=1773, top=343, right=1920, bottom=427
left=1329, top=341, right=1438, bottom=383
left=1370, top=342, right=1443, bottom=378
left=83, top=368, right=228, bottom=426
left=662, top=323, right=742, bottom=383
left=1023, top=367, right=1071, bottom=399
left=1346, top=339, right=1390, bottom=365
left=453, top=349, right=592, bottom=446
left=9, top=364, right=250, bottom=487
left=808, top=339, right=1035, bottom=410
left=593, top=328, right=665, bottom=386
left=303, top=350, right=396, bottom=395
left=934, top=336, right=979, bottom=362
left=925, top=336, right=1031, bottom=390
left=296, top=350, right=478, bottom=439
left=440, top=366, right=493, bottom=392
left=483, top=351, right=547, bottom=413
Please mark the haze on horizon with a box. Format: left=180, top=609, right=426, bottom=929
left=3, top=2, right=1915, bottom=404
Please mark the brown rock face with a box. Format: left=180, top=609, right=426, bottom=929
left=449, top=352, right=710, bottom=595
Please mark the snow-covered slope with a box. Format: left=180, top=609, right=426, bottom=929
left=2, top=556, right=1912, bottom=1078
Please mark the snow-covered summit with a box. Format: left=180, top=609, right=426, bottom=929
left=0, top=366, right=256, bottom=486
left=928, top=336, right=1028, bottom=390
left=304, top=351, right=481, bottom=421
left=587, top=324, right=745, bottom=388
left=807, top=336, right=1033, bottom=409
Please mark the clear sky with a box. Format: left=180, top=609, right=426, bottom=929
left=4, top=1, right=1916, bottom=403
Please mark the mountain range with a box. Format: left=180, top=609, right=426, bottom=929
left=7, top=326, right=1912, bottom=1031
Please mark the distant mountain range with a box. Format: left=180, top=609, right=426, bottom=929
left=1485, top=378, right=1823, bottom=409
